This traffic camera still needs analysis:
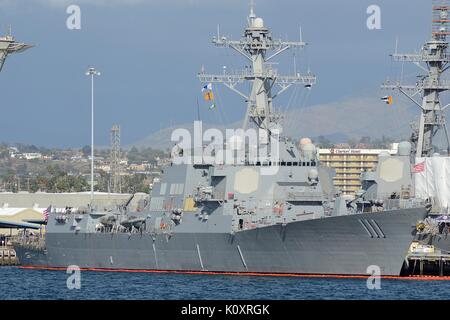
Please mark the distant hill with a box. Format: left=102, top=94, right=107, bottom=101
left=282, top=96, right=419, bottom=141
left=130, top=95, right=427, bottom=150
left=130, top=123, right=237, bottom=151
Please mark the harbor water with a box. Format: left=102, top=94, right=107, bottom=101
left=2, top=267, right=450, bottom=300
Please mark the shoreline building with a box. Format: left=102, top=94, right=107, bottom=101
left=319, top=144, right=398, bottom=196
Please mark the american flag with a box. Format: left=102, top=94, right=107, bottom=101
left=43, top=205, right=51, bottom=222
left=412, top=161, right=426, bottom=173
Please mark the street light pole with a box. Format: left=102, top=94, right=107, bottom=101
left=86, top=67, right=100, bottom=206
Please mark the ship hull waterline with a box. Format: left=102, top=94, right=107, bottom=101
left=14, top=208, right=426, bottom=276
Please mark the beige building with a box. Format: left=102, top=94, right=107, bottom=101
left=319, top=145, right=398, bottom=196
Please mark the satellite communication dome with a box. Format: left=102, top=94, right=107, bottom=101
left=254, top=17, right=264, bottom=28
left=308, top=168, right=319, bottom=181
left=398, top=141, right=412, bottom=156
left=299, top=138, right=312, bottom=150
left=228, top=135, right=244, bottom=151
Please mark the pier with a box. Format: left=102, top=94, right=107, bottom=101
left=404, top=252, right=450, bottom=276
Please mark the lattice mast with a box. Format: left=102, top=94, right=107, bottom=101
left=382, top=0, right=450, bottom=157
left=110, top=124, right=121, bottom=193
left=198, top=3, right=315, bottom=141
left=0, top=26, right=33, bottom=72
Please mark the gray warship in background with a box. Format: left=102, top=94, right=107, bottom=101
left=373, top=0, right=450, bottom=253
left=14, top=6, right=428, bottom=276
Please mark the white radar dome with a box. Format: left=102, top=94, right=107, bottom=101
left=299, top=138, right=312, bottom=149
left=308, top=168, right=319, bottom=181
left=253, top=17, right=264, bottom=28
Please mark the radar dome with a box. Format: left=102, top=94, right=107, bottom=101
left=308, top=168, right=319, bottom=181
left=299, top=138, right=312, bottom=149
left=398, top=141, right=412, bottom=156
left=254, top=17, right=264, bottom=28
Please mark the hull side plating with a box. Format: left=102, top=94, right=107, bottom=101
left=15, top=208, right=425, bottom=276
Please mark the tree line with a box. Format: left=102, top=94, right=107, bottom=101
left=1, top=164, right=151, bottom=194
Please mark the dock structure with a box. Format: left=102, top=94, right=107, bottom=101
left=404, top=252, right=450, bottom=276
left=0, top=246, right=18, bottom=266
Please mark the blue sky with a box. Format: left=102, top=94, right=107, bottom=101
left=0, top=0, right=432, bottom=148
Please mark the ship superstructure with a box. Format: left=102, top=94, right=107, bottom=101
left=382, top=0, right=450, bottom=158
left=374, top=1, right=450, bottom=213
left=0, top=26, right=32, bottom=73
left=199, top=6, right=315, bottom=135
left=376, top=1, right=450, bottom=252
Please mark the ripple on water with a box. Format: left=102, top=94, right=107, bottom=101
left=2, top=267, right=450, bottom=300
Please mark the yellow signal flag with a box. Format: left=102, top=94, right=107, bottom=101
left=203, top=91, right=214, bottom=101
left=381, top=95, right=393, bottom=105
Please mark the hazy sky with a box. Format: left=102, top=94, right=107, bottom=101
left=0, top=0, right=432, bottom=148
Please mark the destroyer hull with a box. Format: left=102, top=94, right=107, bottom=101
left=15, top=208, right=426, bottom=276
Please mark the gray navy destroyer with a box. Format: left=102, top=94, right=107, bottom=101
left=14, top=6, right=428, bottom=276
left=378, top=0, right=450, bottom=253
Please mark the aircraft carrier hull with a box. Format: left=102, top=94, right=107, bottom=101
left=14, top=208, right=426, bottom=276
